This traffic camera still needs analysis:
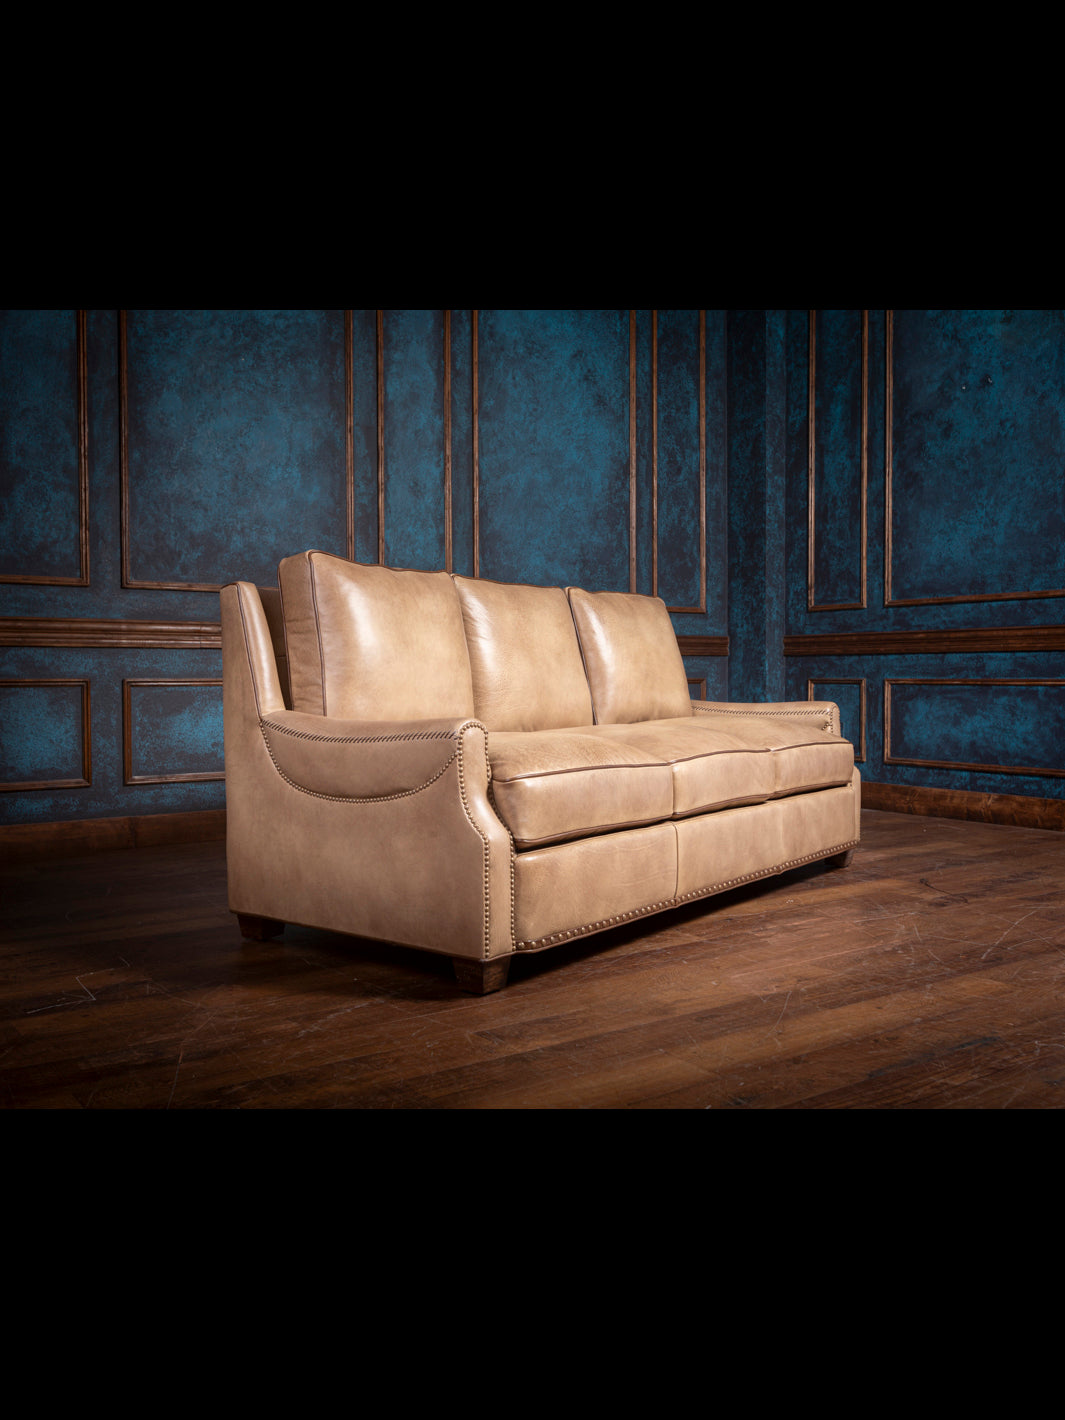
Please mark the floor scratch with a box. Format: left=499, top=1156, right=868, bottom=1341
left=982, top=910, right=1040, bottom=959
left=767, top=991, right=792, bottom=1036
left=166, top=1050, right=184, bottom=1109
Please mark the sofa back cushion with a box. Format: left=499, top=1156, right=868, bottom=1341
left=568, top=587, right=692, bottom=724
left=454, top=575, right=594, bottom=730
left=278, top=551, right=475, bottom=719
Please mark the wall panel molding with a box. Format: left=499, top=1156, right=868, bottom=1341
left=6, top=620, right=733, bottom=658
left=375, top=308, right=385, bottom=564
left=0, top=616, right=222, bottom=649
left=808, top=677, right=866, bottom=762
left=653, top=309, right=707, bottom=614
left=677, top=635, right=729, bottom=657
left=0, top=309, right=89, bottom=587
left=0, top=678, right=91, bottom=791
left=784, top=626, right=1065, bottom=656
left=807, top=309, right=867, bottom=611
left=376, top=309, right=475, bottom=575
left=885, top=308, right=1065, bottom=607
left=122, top=678, right=224, bottom=785
left=472, top=310, right=480, bottom=577
left=344, top=309, right=355, bottom=561
left=629, top=310, right=637, bottom=592
left=444, top=310, right=453, bottom=571
left=120, top=310, right=354, bottom=591
left=474, top=310, right=634, bottom=592
left=884, top=677, right=1065, bottom=778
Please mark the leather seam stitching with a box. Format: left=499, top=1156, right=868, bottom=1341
left=511, top=813, right=668, bottom=849
left=491, top=742, right=849, bottom=783
left=262, top=718, right=461, bottom=747
left=494, top=760, right=667, bottom=782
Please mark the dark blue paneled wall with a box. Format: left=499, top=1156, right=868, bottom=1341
left=1, top=309, right=727, bottom=826
left=786, top=309, right=1064, bottom=802
left=3, top=309, right=1062, bottom=830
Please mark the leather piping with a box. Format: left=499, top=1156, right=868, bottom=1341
left=256, top=715, right=491, bottom=804
left=262, top=716, right=461, bottom=747
left=236, top=584, right=262, bottom=721
left=507, top=778, right=852, bottom=850
left=492, top=742, right=836, bottom=785
left=512, top=812, right=670, bottom=850
left=259, top=721, right=460, bottom=803
left=564, top=588, right=599, bottom=724
left=693, top=703, right=836, bottom=734
left=277, top=576, right=293, bottom=711
left=308, top=553, right=328, bottom=716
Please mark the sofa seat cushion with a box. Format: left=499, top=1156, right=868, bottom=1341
left=589, top=719, right=778, bottom=816
left=594, top=717, right=855, bottom=813
left=488, top=728, right=676, bottom=849
left=488, top=715, right=854, bottom=849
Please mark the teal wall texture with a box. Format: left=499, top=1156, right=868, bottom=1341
left=2, top=309, right=1062, bottom=829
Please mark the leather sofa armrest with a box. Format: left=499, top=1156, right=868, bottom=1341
left=223, top=579, right=514, bottom=962
left=259, top=710, right=489, bottom=801
left=225, top=581, right=287, bottom=717
left=692, top=699, right=842, bottom=738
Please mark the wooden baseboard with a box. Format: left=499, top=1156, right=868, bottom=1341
left=1, top=808, right=226, bottom=863
left=862, top=782, right=1065, bottom=832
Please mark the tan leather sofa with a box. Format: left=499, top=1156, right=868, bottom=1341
left=222, top=552, right=860, bottom=992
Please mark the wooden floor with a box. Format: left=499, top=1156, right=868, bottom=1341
left=3, top=808, right=1064, bottom=1108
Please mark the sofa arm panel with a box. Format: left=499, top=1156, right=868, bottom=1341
left=223, top=583, right=515, bottom=961
left=692, top=699, right=842, bottom=738
left=260, top=709, right=482, bottom=801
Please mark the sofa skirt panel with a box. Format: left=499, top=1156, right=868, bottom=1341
left=675, top=772, right=859, bottom=901
left=512, top=770, right=861, bottom=952
left=513, top=822, right=679, bottom=951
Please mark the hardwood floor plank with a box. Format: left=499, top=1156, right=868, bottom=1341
left=2, top=809, right=1064, bottom=1108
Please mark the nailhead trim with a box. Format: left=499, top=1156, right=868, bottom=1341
left=515, top=839, right=859, bottom=951
left=454, top=724, right=494, bottom=959
left=517, top=898, right=677, bottom=951
left=693, top=705, right=826, bottom=717
left=692, top=704, right=835, bottom=734
left=672, top=840, right=859, bottom=905
left=262, top=716, right=461, bottom=747
left=487, top=777, right=518, bottom=960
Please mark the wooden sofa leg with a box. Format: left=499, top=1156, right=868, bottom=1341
left=827, top=849, right=855, bottom=869
left=452, top=957, right=512, bottom=994
left=236, top=913, right=285, bottom=941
